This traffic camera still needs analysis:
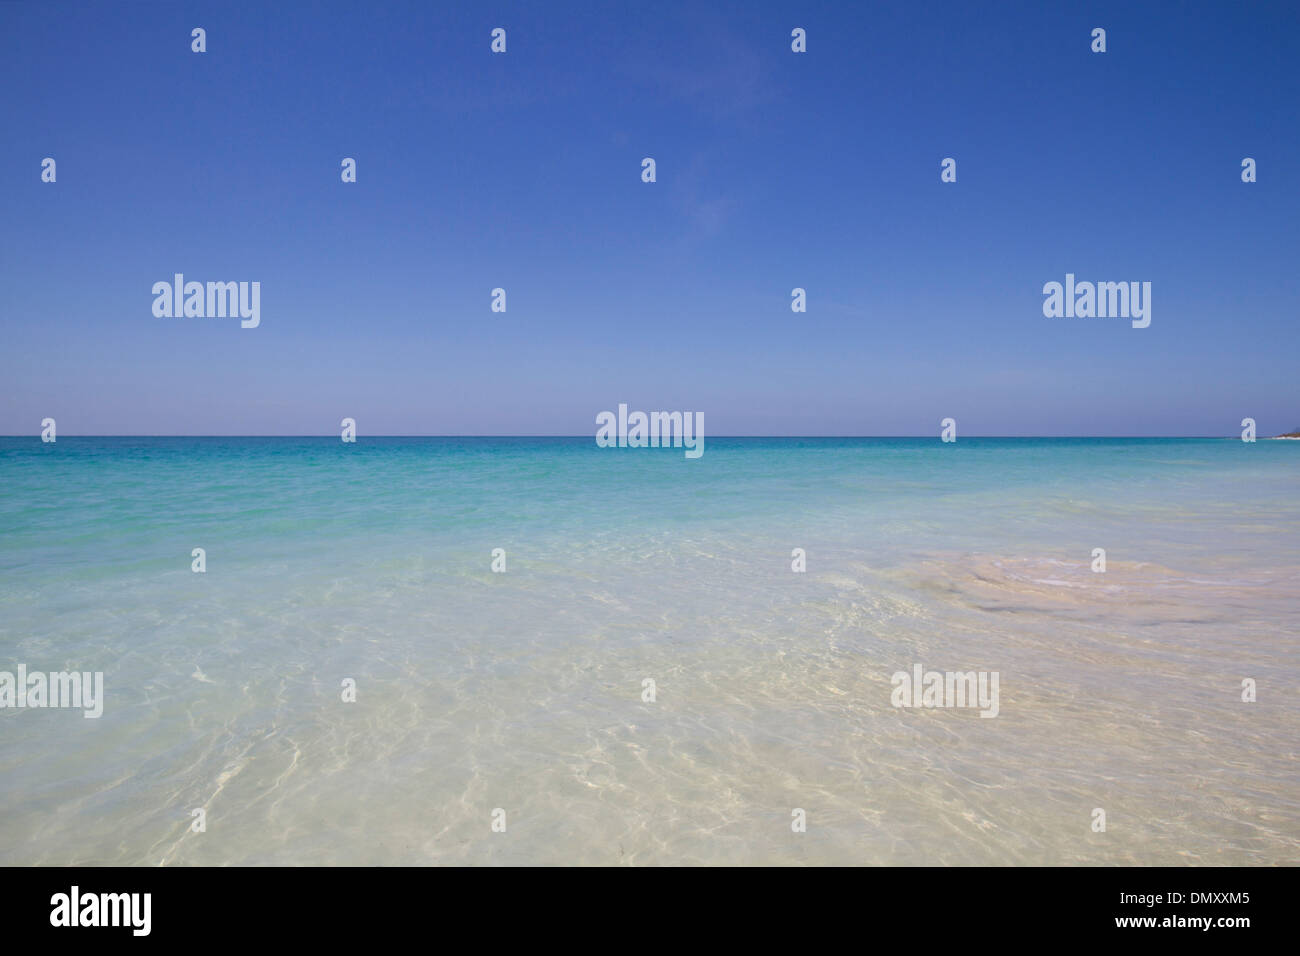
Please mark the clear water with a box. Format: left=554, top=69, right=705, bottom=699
left=1, top=437, right=1296, bottom=864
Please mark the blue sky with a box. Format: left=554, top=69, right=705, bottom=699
left=1, top=0, right=1296, bottom=435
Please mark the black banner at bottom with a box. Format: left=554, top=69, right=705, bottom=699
left=0, top=865, right=1283, bottom=943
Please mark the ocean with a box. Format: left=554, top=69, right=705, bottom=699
left=1, top=437, right=1296, bottom=865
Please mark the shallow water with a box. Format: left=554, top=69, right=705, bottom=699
left=1, top=437, right=1296, bottom=865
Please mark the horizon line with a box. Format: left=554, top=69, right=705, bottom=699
left=3, top=434, right=1285, bottom=441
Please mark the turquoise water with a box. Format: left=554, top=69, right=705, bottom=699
left=1, top=437, right=1297, bottom=864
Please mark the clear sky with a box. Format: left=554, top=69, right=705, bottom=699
left=1, top=0, right=1296, bottom=436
